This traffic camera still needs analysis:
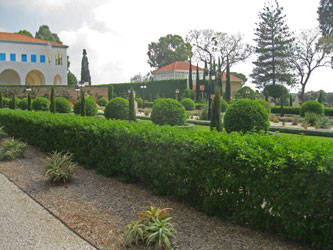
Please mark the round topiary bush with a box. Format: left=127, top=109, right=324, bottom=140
left=221, top=99, right=228, bottom=113
left=97, top=97, right=108, bottom=107
left=55, top=97, right=72, bottom=113
left=256, top=99, right=271, bottom=113
left=151, top=98, right=186, bottom=126
left=181, top=98, right=195, bottom=111
left=135, top=98, right=143, bottom=108
left=18, top=98, right=29, bottom=110
left=74, top=98, right=98, bottom=116
left=224, top=99, right=270, bottom=133
left=300, top=100, right=324, bottom=117
left=32, top=97, right=50, bottom=111
left=9, top=97, right=20, bottom=109
left=104, top=97, right=129, bottom=120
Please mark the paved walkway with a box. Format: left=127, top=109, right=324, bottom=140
left=0, top=173, right=96, bottom=250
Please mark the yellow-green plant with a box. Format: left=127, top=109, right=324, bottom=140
left=0, top=138, right=27, bottom=161
left=125, top=205, right=176, bottom=250
left=44, top=151, right=77, bottom=183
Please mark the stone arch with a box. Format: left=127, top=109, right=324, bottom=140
left=0, top=69, right=21, bottom=84
left=53, top=74, right=61, bottom=85
left=25, top=70, right=45, bottom=85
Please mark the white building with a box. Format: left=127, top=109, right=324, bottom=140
left=0, top=32, right=68, bottom=85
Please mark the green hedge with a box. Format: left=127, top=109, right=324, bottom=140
left=269, top=126, right=333, bottom=137
left=0, top=109, right=332, bottom=249
left=272, top=106, right=333, bottom=116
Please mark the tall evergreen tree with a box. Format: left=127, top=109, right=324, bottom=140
left=225, top=57, right=231, bottom=103
left=129, top=89, right=136, bottom=122
left=12, top=93, right=16, bottom=109
left=28, top=92, right=32, bottom=111
left=50, top=87, right=56, bottom=113
left=195, top=64, right=200, bottom=102
left=81, top=90, right=86, bottom=116
left=188, top=58, right=193, bottom=90
left=210, top=87, right=222, bottom=132
left=251, top=0, right=295, bottom=89
left=203, top=60, right=208, bottom=99
left=318, top=0, right=333, bottom=37
left=0, top=91, right=3, bottom=108
left=318, top=91, right=323, bottom=103
left=290, top=94, right=293, bottom=106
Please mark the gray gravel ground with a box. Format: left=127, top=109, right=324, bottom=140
left=0, top=173, right=96, bottom=250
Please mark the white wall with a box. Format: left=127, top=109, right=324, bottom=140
left=0, top=41, right=67, bottom=85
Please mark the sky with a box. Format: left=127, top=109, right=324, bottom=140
left=0, top=0, right=332, bottom=92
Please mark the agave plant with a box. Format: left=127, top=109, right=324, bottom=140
left=124, top=220, right=146, bottom=246
left=44, top=151, right=77, bottom=183
left=0, top=138, right=27, bottom=161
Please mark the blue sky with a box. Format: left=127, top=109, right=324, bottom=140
left=1, top=0, right=332, bottom=92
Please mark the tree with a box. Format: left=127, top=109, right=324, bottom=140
left=264, top=84, right=289, bottom=100
left=81, top=90, right=86, bottom=116
left=80, top=49, right=91, bottom=85
left=210, top=88, right=222, bottom=132
left=67, top=71, right=77, bottom=86
left=0, top=91, right=3, bottom=108
left=147, top=34, right=192, bottom=68
left=251, top=0, right=295, bottom=89
left=16, top=30, right=33, bottom=37
left=318, top=90, right=323, bottom=103
left=225, top=57, right=231, bottom=103
left=11, top=93, right=16, bottom=109
left=35, top=25, right=62, bottom=44
left=28, top=92, right=32, bottom=111
left=129, top=89, right=136, bottom=122
left=231, top=72, right=248, bottom=86
left=318, top=0, right=333, bottom=37
left=291, top=29, right=332, bottom=102
left=203, top=60, right=208, bottom=99
left=50, top=87, right=56, bottom=113
left=195, top=63, right=200, bottom=102
left=188, top=58, right=193, bottom=90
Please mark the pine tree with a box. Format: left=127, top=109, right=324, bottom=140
left=188, top=58, right=193, bottom=90
left=210, top=87, right=222, bottom=132
left=195, top=64, right=200, bottom=102
left=225, top=57, right=231, bottom=103
left=12, top=93, right=16, bottom=109
left=0, top=91, right=3, bottom=108
left=50, top=86, right=56, bottom=113
left=129, top=88, right=136, bottom=121
left=318, top=0, right=333, bottom=37
left=81, top=90, right=86, bottom=116
left=251, top=0, right=295, bottom=89
left=28, top=92, right=32, bottom=111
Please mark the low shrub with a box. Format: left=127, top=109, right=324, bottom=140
left=151, top=98, right=186, bottom=126
left=199, top=104, right=208, bottom=120
left=135, top=98, right=143, bottom=108
left=104, top=97, right=129, bottom=120
left=0, top=126, right=7, bottom=139
left=224, top=99, right=270, bottom=133
left=2, top=98, right=10, bottom=108
left=181, top=98, right=195, bottom=111
left=271, top=106, right=300, bottom=115
left=18, top=98, right=29, bottom=110
left=300, top=100, right=324, bottom=117
left=9, top=96, right=20, bottom=109
left=0, top=109, right=332, bottom=249
left=0, top=137, right=27, bottom=161
left=55, top=97, right=72, bottom=113
left=144, top=101, right=154, bottom=108
left=304, top=112, right=320, bottom=127
left=74, top=98, right=98, bottom=116
left=97, top=97, right=108, bottom=107
left=44, top=151, right=77, bottom=183
left=32, top=97, right=50, bottom=111
left=144, top=109, right=151, bottom=117
left=195, top=103, right=205, bottom=110
left=318, top=116, right=331, bottom=129
left=291, top=117, right=298, bottom=125
left=324, top=108, right=333, bottom=116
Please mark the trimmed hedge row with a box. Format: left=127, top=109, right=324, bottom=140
left=271, top=106, right=333, bottom=116
left=0, top=109, right=332, bottom=249
left=269, top=126, right=333, bottom=137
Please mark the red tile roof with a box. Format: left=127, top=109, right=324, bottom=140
left=223, top=72, right=243, bottom=82
left=153, top=61, right=204, bottom=73
left=0, top=32, right=68, bottom=48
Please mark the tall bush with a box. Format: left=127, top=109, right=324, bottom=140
left=73, top=97, right=97, bottom=116
left=104, top=97, right=129, bottom=120
left=224, top=99, right=269, bottom=133
left=300, top=100, right=324, bottom=117
left=97, top=97, right=108, bottom=107
left=151, top=98, right=186, bottom=126
left=18, top=98, right=29, bottom=110
left=210, top=89, right=222, bottom=131
left=55, top=97, right=72, bottom=113
left=181, top=98, right=195, bottom=111
left=32, top=97, right=50, bottom=111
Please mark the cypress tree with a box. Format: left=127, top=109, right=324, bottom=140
left=0, top=91, right=3, bottom=108
left=290, top=94, right=293, bottom=106
left=81, top=90, right=86, bottom=116
left=251, top=0, right=295, bottom=89
left=318, top=91, right=323, bottom=103
left=195, top=64, right=200, bottom=102
left=50, top=86, right=56, bottom=113
left=217, top=57, right=223, bottom=97
left=28, top=92, right=32, bottom=111
left=203, top=60, right=208, bottom=99
left=12, top=93, right=17, bottom=109
left=108, top=86, right=112, bottom=101
left=129, top=88, right=136, bottom=121
left=188, top=58, right=193, bottom=90
left=225, top=57, right=231, bottom=103
left=210, top=87, right=222, bottom=132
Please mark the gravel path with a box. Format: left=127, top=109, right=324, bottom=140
left=0, top=173, right=96, bottom=250
left=0, top=145, right=312, bottom=250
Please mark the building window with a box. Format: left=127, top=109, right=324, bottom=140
left=40, top=55, right=46, bottom=63
left=0, top=53, right=6, bottom=61
left=21, top=54, right=27, bottom=62
left=31, top=54, right=37, bottom=63
left=10, top=54, right=16, bottom=62
left=55, top=51, right=62, bottom=65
